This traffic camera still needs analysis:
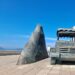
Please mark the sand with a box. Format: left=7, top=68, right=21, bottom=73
left=0, top=55, right=75, bottom=75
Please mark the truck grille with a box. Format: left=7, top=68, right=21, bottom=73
left=60, top=48, right=75, bottom=53
left=70, top=48, right=75, bottom=53
left=60, top=48, right=68, bottom=53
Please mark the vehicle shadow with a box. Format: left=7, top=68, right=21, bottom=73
left=61, top=61, right=75, bottom=65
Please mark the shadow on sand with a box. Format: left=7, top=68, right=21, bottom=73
left=61, top=61, right=75, bottom=65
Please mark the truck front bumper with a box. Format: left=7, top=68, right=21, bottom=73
left=61, top=53, right=75, bottom=61
left=50, top=53, right=75, bottom=61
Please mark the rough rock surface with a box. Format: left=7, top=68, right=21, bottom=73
left=17, top=25, right=48, bottom=65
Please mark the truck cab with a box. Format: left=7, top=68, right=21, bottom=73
left=50, top=27, right=75, bottom=64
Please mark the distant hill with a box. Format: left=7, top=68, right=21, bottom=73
left=0, top=47, right=23, bottom=52
left=0, top=47, right=5, bottom=50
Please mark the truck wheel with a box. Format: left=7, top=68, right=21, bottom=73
left=56, top=59, right=61, bottom=64
left=51, top=58, right=56, bottom=65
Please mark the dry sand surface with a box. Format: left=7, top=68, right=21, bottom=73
left=0, top=55, right=75, bottom=75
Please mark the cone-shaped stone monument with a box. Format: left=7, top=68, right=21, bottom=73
left=17, top=25, right=48, bottom=65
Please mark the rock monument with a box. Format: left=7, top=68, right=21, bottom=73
left=17, top=25, right=48, bottom=65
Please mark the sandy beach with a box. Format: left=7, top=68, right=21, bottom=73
left=0, top=55, right=75, bottom=75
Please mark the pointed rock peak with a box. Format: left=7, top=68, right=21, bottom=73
left=17, top=24, right=48, bottom=65
left=34, top=24, right=43, bottom=33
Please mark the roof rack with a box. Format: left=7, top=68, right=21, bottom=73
left=57, top=27, right=75, bottom=37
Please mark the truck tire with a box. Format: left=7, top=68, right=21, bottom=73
left=56, top=54, right=61, bottom=64
left=56, top=59, right=61, bottom=64
left=51, top=58, right=56, bottom=65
